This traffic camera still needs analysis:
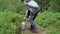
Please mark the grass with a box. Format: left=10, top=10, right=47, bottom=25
left=35, top=10, right=60, bottom=34
left=0, top=10, right=60, bottom=34
left=0, top=12, right=23, bottom=34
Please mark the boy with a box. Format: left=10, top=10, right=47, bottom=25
left=22, top=0, right=41, bottom=32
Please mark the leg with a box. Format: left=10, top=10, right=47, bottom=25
left=27, top=10, right=30, bottom=18
left=29, top=12, right=36, bottom=30
left=33, top=12, right=38, bottom=20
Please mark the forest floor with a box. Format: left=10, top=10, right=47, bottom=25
left=21, top=23, right=49, bottom=34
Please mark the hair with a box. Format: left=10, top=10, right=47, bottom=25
left=21, top=0, right=25, bottom=2
left=21, top=0, right=32, bottom=3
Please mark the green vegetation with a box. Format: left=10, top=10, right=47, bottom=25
left=35, top=0, right=60, bottom=34
left=0, top=0, right=60, bottom=34
left=0, top=12, right=23, bottom=34
left=35, top=11, right=60, bottom=34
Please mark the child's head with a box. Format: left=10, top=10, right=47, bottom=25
left=21, top=0, right=24, bottom=2
left=21, top=0, right=27, bottom=2
left=22, top=0, right=33, bottom=4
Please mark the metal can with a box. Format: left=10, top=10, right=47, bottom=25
left=21, top=21, right=26, bottom=30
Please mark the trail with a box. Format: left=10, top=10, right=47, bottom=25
left=21, top=23, right=48, bottom=34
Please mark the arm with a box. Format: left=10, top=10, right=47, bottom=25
left=25, top=10, right=28, bottom=17
left=23, top=10, right=28, bottom=20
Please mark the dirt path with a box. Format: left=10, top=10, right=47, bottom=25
left=21, top=23, right=48, bottom=34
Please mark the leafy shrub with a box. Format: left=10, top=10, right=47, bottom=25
left=35, top=11, right=60, bottom=27
left=35, top=10, right=60, bottom=34
left=0, top=11, right=23, bottom=34
left=0, top=0, right=26, bottom=15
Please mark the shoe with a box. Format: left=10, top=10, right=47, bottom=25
left=29, top=25, right=37, bottom=33
left=31, top=27, right=37, bottom=33
left=30, top=25, right=37, bottom=30
left=29, top=25, right=33, bottom=30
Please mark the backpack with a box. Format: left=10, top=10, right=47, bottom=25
left=27, top=0, right=41, bottom=13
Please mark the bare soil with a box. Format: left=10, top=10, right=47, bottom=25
left=21, top=23, right=48, bottom=34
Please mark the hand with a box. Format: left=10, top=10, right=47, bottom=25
left=25, top=15, right=27, bottom=18
left=23, top=17, right=26, bottom=20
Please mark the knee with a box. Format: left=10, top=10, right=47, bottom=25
left=29, top=18, right=33, bottom=21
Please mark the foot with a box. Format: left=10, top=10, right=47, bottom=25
left=29, top=25, right=37, bottom=33
left=31, top=27, right=38, bottom=33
